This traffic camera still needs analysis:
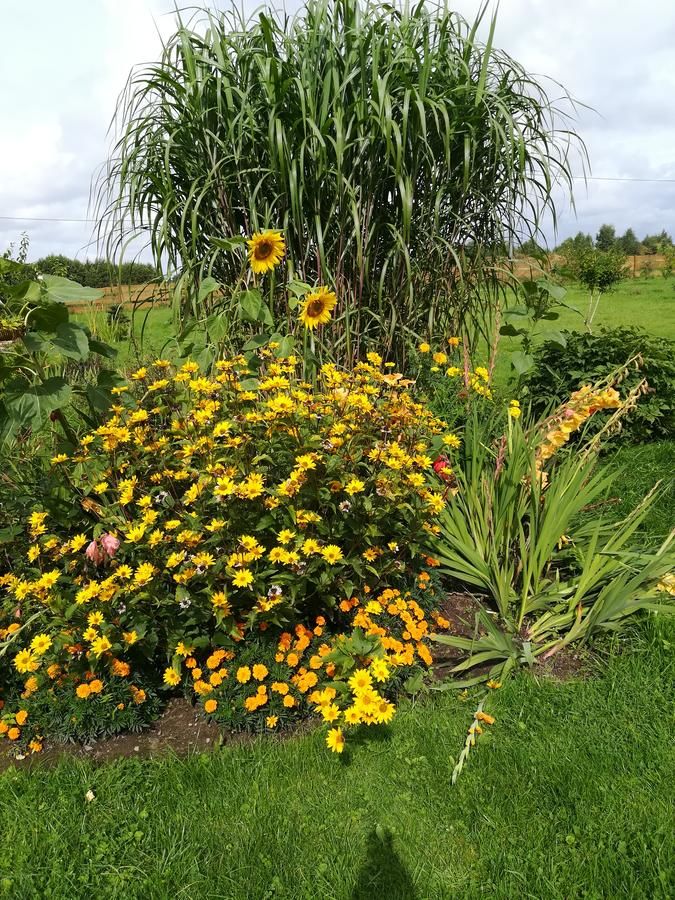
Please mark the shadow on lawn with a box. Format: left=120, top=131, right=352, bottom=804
left=350, top=827, right=418, bottom=900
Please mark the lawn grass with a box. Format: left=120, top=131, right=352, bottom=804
left=0, top=619, right=672, bottom=899
left=555, top=276, right=675, bottom=339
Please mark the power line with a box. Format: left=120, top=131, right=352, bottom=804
left=573, top=176, right=675, bottom=183
left=2, top=174, right=675, bottom=224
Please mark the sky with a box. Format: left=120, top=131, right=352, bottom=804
left=1, top=0, right=674, bottom=262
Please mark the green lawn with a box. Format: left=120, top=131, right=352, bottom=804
left=558, top=277, right=675, bottom=339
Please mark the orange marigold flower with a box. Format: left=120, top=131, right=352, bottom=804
left=236, top=666, right=252, bottom=684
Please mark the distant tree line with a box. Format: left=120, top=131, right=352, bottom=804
left=554, top=226, right=673, bottom=257
left=34, top=255, right=159, bottom=287
left=518, top=227, right=673, bottom=257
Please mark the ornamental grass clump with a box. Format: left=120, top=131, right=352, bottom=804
left=431, top=387, right=675, bottom=686
left=0, top=349, right=454, bottom=754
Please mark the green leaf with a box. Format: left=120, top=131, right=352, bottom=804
left=51, top=323, right=90, bottom=360
left=242, top=333, right=271, bottom=351
left=41, top=275, right=102, bottom=303
left=3, top=376, right=72, bottom=429
left=198, top=277, right=220, bottom=303
left=203, top=312, right=229, bottom=342
left=403, top=670, right=425, bottom=694
left=286, top=279, right=313, bottom=297
left=211, top=236, right=247, bottom=252
left=88, top=337, right=117, bottom=359
left=238, top=290, right=273, bottom=327
left=273, top=334, right=295, bottom=357
left=510, top=351, right=535, bottom=376
left=540, top=329, right=567, bottom=348
left=26, top=301, right=69, bottom=332
left=499, top=323, right=526, bottom=337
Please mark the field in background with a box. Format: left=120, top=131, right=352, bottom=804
left=71, top=276, right=675, bottom=372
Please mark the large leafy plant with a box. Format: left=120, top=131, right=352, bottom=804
left=430, top=407, right=675, bottom=685
left=0, top=257, right=119, bottom=441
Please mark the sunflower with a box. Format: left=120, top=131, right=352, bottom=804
left=247, top=229, right=285, bottom=274
left=299, top=287, right=337, bottom=329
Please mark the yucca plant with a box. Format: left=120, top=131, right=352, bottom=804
left=430, top=410, right=675, bottom=685
left=96, top=0, right=584, bottom=364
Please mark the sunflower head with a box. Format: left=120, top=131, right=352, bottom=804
left=300, top=287, right=337, bottom=329
left=247, top=229, right=285, bottom=274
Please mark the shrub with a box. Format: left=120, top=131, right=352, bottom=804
left=522, top=327, right=675, bottom=444
left=430, top=402, right=675, bottom=685
left=0, top=350, right=455, bottom=754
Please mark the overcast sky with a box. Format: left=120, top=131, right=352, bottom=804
left=1, top=0, right=674, bottom=261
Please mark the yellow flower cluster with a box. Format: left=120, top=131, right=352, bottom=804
left=537, top=386, right=621, bottom=464
left=0, top=351, right=455, bottom=753
left=181, top=586, right=443, bottom=749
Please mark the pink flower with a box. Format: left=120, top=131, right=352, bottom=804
left=85, top=540, right=105, bottom=565
left=101, top=533, right=120, bottom=558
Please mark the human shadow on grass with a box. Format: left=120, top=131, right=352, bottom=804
left=350, top=826, right=418, bottom=900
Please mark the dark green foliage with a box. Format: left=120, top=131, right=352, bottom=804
left=35, top=255, right=159, bottom=288
left=616, top=227, right=641, bottom=256
left=523, top=326, right=675, bottom=443
left=595, top=223, right=616, bottom=251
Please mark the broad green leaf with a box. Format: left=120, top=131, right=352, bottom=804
left=4, top=376, right=72, bottom=429
left=541, top=329, right=567, bottom=348
left=197, top=276, right=220, bottom=303
left=242, top=332, right=270, bottom=351
left=510, top=351, right=535, bottom=376
left=211, top=236, right=246, bottom=252
left=88, top=337, right=117, bottom=359
left=51, top=323, right=90, bottom=360
left=26, top=301, right=69, bottom=332
left=238, top=289, right=273, bottom=326
left=41, top=275, right=102, bottom=303
left=499, top=323, right=526, bottom=337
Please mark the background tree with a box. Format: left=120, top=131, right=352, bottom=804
left=97, top=0, right=584, bottom=362
left=641, top=230, right=672, bottom=255
left=617, top=228, right=641, bottom=256
left=35, top=256, right=158, bottom=288
left=595, top=224, right=616, bottom=251
left=564, top=246, right=627, bottom=328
